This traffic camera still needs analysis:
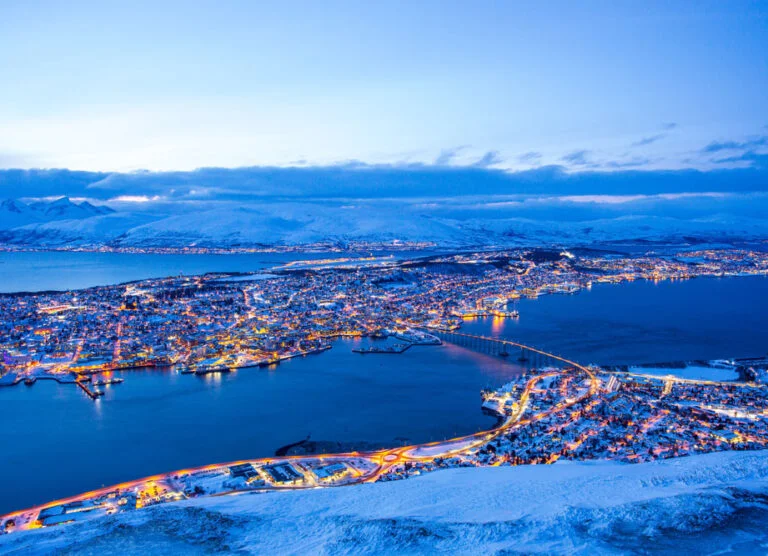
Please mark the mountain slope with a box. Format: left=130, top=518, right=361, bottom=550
left=0, top=197, right=115, bottom=231
left=3, top=450, right=768, bottom=554
left=0, top=199, right=42, bottom=229
left=0, top=213, right=157, bottom=247
left=2, top=197, right=768, bottom=248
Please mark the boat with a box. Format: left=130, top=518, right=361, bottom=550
left=92, top=377, right=124, bottom=386
left=194, top=365, right=232, bottom=375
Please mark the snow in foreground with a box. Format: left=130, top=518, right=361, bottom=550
left=4, top=450, right=768, bottom=555
left=627, top=365, right=740, bottom=382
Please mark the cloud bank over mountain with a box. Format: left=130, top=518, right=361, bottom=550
left=1, top=164, right=768, bottom=249
left=2, top=163, right=768, bottom=203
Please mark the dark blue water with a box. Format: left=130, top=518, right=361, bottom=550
left=462, top=276, right=768, bottom=365
left=0, top=339, right=517, bottom=514
left=0, top=250, right=440, bottom=292
left=0, top=275, right=766, bottom=514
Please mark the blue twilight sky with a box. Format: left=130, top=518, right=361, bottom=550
left=0, top=0, right=767, bottom=173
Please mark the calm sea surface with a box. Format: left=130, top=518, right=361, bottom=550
left=0, top=250, right=441, bottom=293
left=0, top=340, right=516, bottom=514
left=0, top=252, right=767, bottom=514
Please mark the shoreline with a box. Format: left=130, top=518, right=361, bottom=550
left=0, top=333, right=593, bottom=524
left=0, top=345, right=334, bottom=393
left=2, top=252, right=768, bottom=524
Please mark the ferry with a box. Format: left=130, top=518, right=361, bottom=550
left=92, top=377, right=124, bottom=386
left=194, top=365, right=232, bottom=375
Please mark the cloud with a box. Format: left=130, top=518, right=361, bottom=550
left=701, top=135, right=768, bottom=154
left=472, top=150, right=503, bottom=168
left=560, top=150, right=593, bottom=166
left=561, top=151, right=653, bottom=170
left=517, top=151, right=542, bottom=164
left=3, top=163, right=768, bottom=204
left=712, top=151, right=768, bottom=169
left=631, top=134, right=667, bottom=147
left=417, top=190, right=768, bottom=225
left=662, top=122, right=678, bottom=131
left=434, top=145, right=470, bottom=166
left=110, top=195, right=163, bottom=203
left=0, top=151, right=37, bottom=168
left=602, top=157, right=653, bottom=169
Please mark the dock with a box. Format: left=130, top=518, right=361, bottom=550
left=352, top=343, right=412, bottom=354
left=76, top=379, right=103, bottom=400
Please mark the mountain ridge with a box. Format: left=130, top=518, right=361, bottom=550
left=1, top=196, right=767, bottom=249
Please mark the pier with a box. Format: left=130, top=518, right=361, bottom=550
left=75, top=378, right=103, bottom=400
left=352, top=343, right=412, bottom=354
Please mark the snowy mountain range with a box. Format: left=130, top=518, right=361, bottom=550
left=2, top=163, right=768, bottom=249
left=4, top=450, right=768, bottom=554
left=0, top=197, right=113, bottom=229
left=2, top=195, right=768, bottom=249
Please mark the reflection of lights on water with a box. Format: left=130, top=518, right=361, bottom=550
left=491, top=316, right=503, bottom=334
left=203, top=372, right=222, bottom=385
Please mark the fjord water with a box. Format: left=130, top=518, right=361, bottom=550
left=0, top=341, right=516, bottom=514
left=0, top=269, right=767, bottom=513
left=463, top=276, right=768, bottom=365
left=0, top=250, right=440, bottom=292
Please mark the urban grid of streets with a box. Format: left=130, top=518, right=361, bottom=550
left=2, top=247, right=768, bottom=534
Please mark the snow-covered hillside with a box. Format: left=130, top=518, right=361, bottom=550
left=3, top=196, right=768, bottom=249
left=0, top=197, right=112, bottom=231
left=4, top=450, right=768, bottom=554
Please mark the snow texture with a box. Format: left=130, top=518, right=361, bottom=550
left=3, top=196, right=768, bottom=248
left=4, top=450, right=768, bottom=554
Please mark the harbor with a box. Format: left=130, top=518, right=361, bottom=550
left=1, top=251, right=768, bottom=514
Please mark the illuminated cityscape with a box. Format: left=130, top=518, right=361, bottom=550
left=1, top=248, right=766, bottom=395
left=2, top=248, right=768, bottom=534
left=2, top=1, right=768, bottom=549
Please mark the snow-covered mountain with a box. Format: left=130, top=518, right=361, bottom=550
left=1, top=196, right=767, bottom=249
left=4, top=450, right=768, bottom=554
left=27, top=197, right=113, bottom=220
left=0, top=197, right=114, bottom=231
left=2, top=212, right=157, bottom=247
left=0, top=199, right=41, bottom=229
left=1, top=165, right=767, bottom=248
left=111, top=204, right=475, bottom=247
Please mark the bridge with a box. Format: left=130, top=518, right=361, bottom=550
left=431, top=329, right=581, bottom=370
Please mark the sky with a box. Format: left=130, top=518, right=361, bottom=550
left=1, top=0, right=767, bottom=174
